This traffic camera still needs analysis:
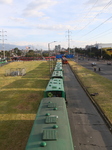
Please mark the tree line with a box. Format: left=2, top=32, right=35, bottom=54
left=0, top=47, right=112, bottom=60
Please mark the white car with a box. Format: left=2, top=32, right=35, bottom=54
left=91, top=62, right=96, bottom=66
left=107, top=61, right=111, bottom=65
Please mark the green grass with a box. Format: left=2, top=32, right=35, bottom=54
left=69, top=60, right=112, bottom=124
left=0, top=61, right=50, bottom=150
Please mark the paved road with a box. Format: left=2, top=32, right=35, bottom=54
left=63, top=64, right=112, bottom=150
left=77, top=59, right=112, bottom=80
left=0, top=62, right=10, bottom=67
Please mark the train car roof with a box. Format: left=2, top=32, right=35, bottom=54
left=25, top=97, right=74, bottom=150
left=51, top=71, right=63, bottom=78
left=45, top=78, right=64, bottom=92
left=55, top=63, right=62, bottom=66
left=54, top=66, right=63, bottom=71
left=55, top=62, right=62, bottom=67
left=56, top=59, right=62, bottom=63
left=56, top=62, right=62, bottom=64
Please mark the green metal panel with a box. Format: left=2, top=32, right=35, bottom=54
left=48, top=103, right=57, bottom=108
left=43, top=130, right=57, bottom=141
left=45, top=116, right=57, bottom=124
left=25, top=97, right=74, bottom=150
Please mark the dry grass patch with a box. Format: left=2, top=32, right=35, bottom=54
left=69, top=60, right=112, bottom=124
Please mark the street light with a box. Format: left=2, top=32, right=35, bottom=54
left=48, top=41, right=56, bottom=74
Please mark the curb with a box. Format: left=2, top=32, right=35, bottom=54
left=69, top=63, right=112, bottom=133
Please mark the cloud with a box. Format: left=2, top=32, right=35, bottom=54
left=36, top=24, right=74, bottom=31
left=0, top=0, right=13, bottom=4
left=23, top=9, right=45, bottom=18
left=10, top=17, right=26, bottom=24
left=23, top=0, right=58, bottom=18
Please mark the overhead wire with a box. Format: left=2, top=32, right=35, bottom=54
left=74, top=0, right=99, bottom=30
left=87, top=27, right=112, bottom=40
left=77, top=0, right=112, bottom=33
left=72, top=0, right=112, bottom=45
left=81, top=15, right=112, bottom=38
left=72, top=0, right=112, bottom=47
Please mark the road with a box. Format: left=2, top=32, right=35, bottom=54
left=77, top=58, right=112, bottom=80
left=63, top=64, right=112, bottom=150
left=0, top=62, right=10, bottom=67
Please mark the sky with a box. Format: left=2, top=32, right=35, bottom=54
left=0, top=0, right=112, bottom=50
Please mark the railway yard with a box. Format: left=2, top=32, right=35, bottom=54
left=0, top=59, right=112, bottom=150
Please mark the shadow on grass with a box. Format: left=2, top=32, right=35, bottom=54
left=0, top=62, right=51, bottom=150
left=0, top=90, right=44, bottom=114
left=22, top=62, right=50, bottom=79
left=2, top=62, right=50, bottom=90
left=2, top=79, right=49, bottom=89
left=0, top=120, right=34, bottom=150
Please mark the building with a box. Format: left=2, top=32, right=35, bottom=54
left=85, top=43, right=112, bottom=57
left=55, top=45, right=61, bottom=54
left=93, top=43, right=112, bottom=49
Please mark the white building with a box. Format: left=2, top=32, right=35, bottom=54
left=55, top=45, right=61, bottom=54
left=93, top=43, right=112, bottom=49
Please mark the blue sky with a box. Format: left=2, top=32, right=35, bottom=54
left=0, top=0, right=112, bottom=50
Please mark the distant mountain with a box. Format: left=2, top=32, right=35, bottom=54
left=0, top=43, right=29, bottom=50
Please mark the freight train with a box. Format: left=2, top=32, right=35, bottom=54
left=25, top=60, right=74, bottom=150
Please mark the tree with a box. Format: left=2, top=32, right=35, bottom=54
left=13, top=47, right=22, bottom=56
left=0, top=51, right=3, bottom=57
left=42, top=52, right=49, bottom=57
left=25, top=50, right=38, bottom=57
left=5, top=51, right=10, bottom=57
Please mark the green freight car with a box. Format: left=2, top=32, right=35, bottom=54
left=44, top=78, right=66, bottom=98
left=55, top=61, right=62, bottom=67
left=51, top=70, right=63, bottom=79
left=54, top=65, right=63, bottom=72
left=25, top=97, right=74, bottom=150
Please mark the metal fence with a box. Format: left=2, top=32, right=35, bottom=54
left=5, top=68, right=26, bottom=76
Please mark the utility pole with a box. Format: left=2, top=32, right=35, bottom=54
left=90, top=45, right=92, bottom=58
left=67, top=29, right=70, bottom=54
left=67, top=29, right=71, bottom=54
left=101, top=46, right=102, bottom=59
left=0, top=29, right=7, bottom=59
left=73, top=46, right=75, bottom=59
left=48, top=41, right=56, bottom=75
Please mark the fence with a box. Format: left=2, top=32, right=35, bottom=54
left=5, top=68, right=26, bottom=76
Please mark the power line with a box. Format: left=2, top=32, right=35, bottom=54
left=81, top=15, right=112, bottom=38
left=80, top=0, right=98, bottom=22
left=77, top=0, right=112, bottom=33
left=88, top=27, right=112, bottom=40
left=74, top=0, right=98, bottom=30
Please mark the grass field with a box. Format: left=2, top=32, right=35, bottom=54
left=0, top=61, right=51, bottom=150
left=69, top=60, right=112, bottom=124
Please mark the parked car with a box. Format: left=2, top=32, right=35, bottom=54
left=107, top=61, right=111, bottom=65
left=91, top=62, right=96, bottom=66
